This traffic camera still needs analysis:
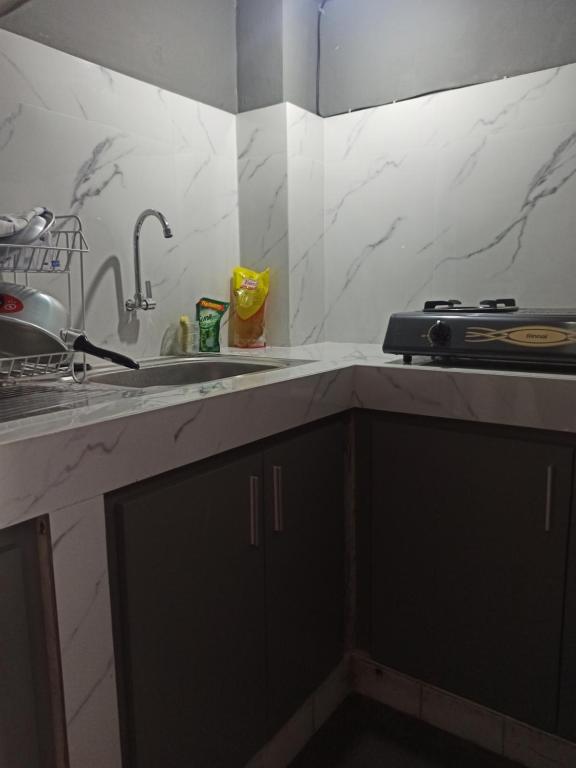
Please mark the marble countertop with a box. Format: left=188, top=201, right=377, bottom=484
left=2, top=342, right=576, bottom=531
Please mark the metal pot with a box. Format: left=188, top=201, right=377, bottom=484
left=0, top=281, right=68, bottom=333
left=0, top=282, right=139, bottom=370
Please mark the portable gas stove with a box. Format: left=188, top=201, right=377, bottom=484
left=383, top=299, right=576, bottom=368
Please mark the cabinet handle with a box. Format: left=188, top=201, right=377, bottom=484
left=545, top=465, right=554, bottom=533
left=273, top=465, right=284, bottom=533
left=250, top=476, right=260, bottom=547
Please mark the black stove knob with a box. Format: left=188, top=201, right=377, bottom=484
left=429, top=320, right=452, bottom=347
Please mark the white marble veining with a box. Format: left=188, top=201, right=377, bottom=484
left=50, top=497, right=121, bottom=768
left=0, top=28, right=238, bottom=359
left=19, top=347, right=574, bottom=768
left=5, top=27, right=576, bottom=768
left=287, top=104, right=326, bottom=345
left=2, top=344, right=576, bottom=537
left=236, top=103, right=325, bottom=345
left=236, top=65, right=576, bottom=346
left=323, top=64, right=576, bottom=343
left=237, top=104, right=290, bottom=345
left=3, top=27, right=576, bottom=351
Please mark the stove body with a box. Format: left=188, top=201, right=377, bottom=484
left=383, top=300, right=576, bottom=367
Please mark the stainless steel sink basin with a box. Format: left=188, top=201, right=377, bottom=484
left=87, top=355, right=309, bottom=389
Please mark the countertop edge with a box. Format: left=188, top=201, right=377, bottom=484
left=2, top=343, right=576, bottom=529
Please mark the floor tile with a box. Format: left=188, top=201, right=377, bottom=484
left=289, top=695, right=522, bottom=768
left=353, top=656, right=421, bottom=718
left=503, top=718, right=576, bottom=768
left=421, top=684, right=503, bottom=754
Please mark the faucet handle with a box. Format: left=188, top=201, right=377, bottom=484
left=143, top=281, right=156, bottom=310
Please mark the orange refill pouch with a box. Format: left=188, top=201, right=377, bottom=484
left=230, top=267, right=270, bottom=348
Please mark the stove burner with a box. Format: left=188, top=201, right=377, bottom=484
left=423, top=299, right=462, bottom=310
left=423, top=298, right=518, bottom=313
left=479, top=298, right=517, bottom=309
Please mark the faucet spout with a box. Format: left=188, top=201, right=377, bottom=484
left=126, top=209, right=173, bottom=312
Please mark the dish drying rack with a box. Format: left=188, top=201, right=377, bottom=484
left=0, top=214, right=89, bottom=383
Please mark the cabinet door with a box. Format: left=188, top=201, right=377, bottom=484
left=559, top=459, right=576, bottom=742
left=265, top=419, right=347, bottom=735
left=0, top=517, right=67, bottom=768
left=371, top=419, right=572, bottom=732
left=107, top=452, right=267, bottom=768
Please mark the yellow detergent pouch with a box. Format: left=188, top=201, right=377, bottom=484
left=230, top=267, right=270, bottom=348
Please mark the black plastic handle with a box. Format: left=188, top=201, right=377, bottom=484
left=71, top=334, right=140, bottom=370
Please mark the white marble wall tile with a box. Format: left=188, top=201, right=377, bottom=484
left=0, top=96, right=177, bottom=357
left=236, top=103, right=326, bottom=346
left=0, top=98, right=109, bottom=214
left=166, top=103, right=239, bottom=342
left=238, top=153, right=288, bottom=271
left=237, top=103, right=288, bottom=163
left=238, top=150, right=289, bottom=345
left=50, top=496, right=121, bottom=768
left=324, top=62, right=576, bottom=343
left=432, top=66, right=576, bottom=144
left=0, top=30, right=104, bottom=120
left=287, top=104, right=325, bottom=345
left=0, top=28, right=238, bottom=360
left=324, top=96, right=439, bottom=165
left=171, top=152, right=239, bottom=311
left=0, top=28, right=173, bottom=143
left=323, top=149, right=437, bottom=343
left=287, top=102, right=324, bottom=162
left=5, top=24, right=576, bottom=355
left=289, top=179, right=325, bottom=344
left=237, top=104, right=290, bottom=345
left=169, top=90, right=237, bottom=157
left=432, top=122, right=576, bottom=309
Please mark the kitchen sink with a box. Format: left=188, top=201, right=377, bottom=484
left=87, top=355, right=309, bottom=389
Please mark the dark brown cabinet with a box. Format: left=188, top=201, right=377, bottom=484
left=265, top=420, right=346, bottom=734
left=369, top=416, right=573, bottom=732
left=107, top=452, right=267, bottom=768
left=106, top=417, right=346, bottom=768
left=0, top=517, right=67, bottom=768
left=559, top=495, right=576, bottom=742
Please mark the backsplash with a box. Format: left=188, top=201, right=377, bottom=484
left=237, top=104, right=290, bottom=345
left=2, top=27, right=576, bottom=352
left=322, top=64, right=576, bottom=343
left=0, top=28, right=239, bottom=358
left=237, top=103, right=324, bottom=345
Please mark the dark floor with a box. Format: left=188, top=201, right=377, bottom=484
left=290, top=696, right=522, bottom=768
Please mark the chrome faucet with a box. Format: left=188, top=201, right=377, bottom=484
left=125, top=209, right=173, bottom=312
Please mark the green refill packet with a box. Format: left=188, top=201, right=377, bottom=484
left=196, top=298, right=229, bottom=352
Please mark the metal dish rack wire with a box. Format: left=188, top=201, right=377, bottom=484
left=0, top=350, right=74, bottom=380
left=0, top=214, right=89, bottom=383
